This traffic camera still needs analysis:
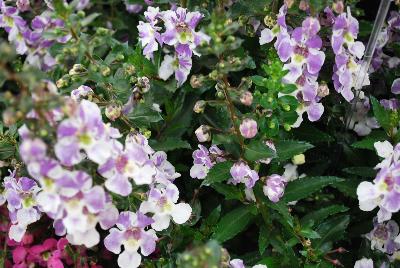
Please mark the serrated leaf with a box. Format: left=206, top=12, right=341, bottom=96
left=301, top=205, right=349, bottom=227
left=274, top=140, right=314, bottom=162
left=300, top=229, right=321, bottom=239
left=268, top=201, right=294, bottom=227
left=212, top=205, right=255, bottom=243
left=127, top=103, right=163, bottom=126
left=282, top=176, right=344, bottom=202
left=351, top=131, right=387, bottom=150
left=202, top=161, right=233, bottom=186
left=149, top=138, right=190, bottom=152
left=331, top=178, right=359, bottom=198
left=251, top=75, right=266, bottom=86
left=244, top=140, right=276, bottom=162
left=292, top=123, right=334, bottom=143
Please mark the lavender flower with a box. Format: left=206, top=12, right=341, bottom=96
left=392, top=78, right=400, bottom=95
left=195, top=124, right=211, bottom=142
left=230, top=259, right=267, bottom=268
left=365, top=218, right=400, bottom=255
left=347, top=92, right=379, bottom=136
left=190, top=145, right=225, bottom=179
left=0, top=171, right=41, bottom=242
left=104, top=211, right=158, bottom=268
left=229, top=162, right=259, bottom=189
left=263, top=174, right=287, bottom=203
left=139, top=183, right=192, bottom=231
left=354, top=258, right=373, bottom=268
left=71, top=85, right=94, bottom=101
left=158, top=52, right=192, bottom=87
left=137, top=7, right=161, bottom=59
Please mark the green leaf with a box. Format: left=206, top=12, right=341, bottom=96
left=81, top=13, right=100, bottom=26
left=149, top=138, right=191, bottom=152
left=257, top=257, right=281, bottom=268
left=292, top=123, right=334, bottom=143
left=251, top=75, right=266, bottom=86
left=212, top=205, right=255, bottom=243
left=280, top=84, right=298, bottom=94
left=258, top=224, right=270, bottom=255
left=127, top=103, right=163, bottom=126
left=274, top=140, right=314, bottom=162
left=370, top=96, right=391, bottom=131
left=202, top=161, right=233, bottom=186
left=282, top=176, right=344, bottom=202
left=301, top=205, right=349, bottom=227
left=331, top=178, right=359, bottom=198
left=244, top=140, right=276, bottom=162
left=268, top=201, right=294, bottom=227
left=0, top=141, right=15, bottom=160
left=210, top=183, right=243, bottom=200
left=343, top=166, right=377, bottom=178
left=351, top=130, right=388, bottom=150
left=315, top=215, right=350, bottom=251
left=300, top=229, right=321, bottom=239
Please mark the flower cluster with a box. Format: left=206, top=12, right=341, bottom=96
left=357, top=141, right=400, bottom=222
left=331, top=7, right=367, bottom=102
left=0, top=0, right=71, bottom=70
left=137, top=6, right=210, bottom=86
left=190, top=144, right=225, bottom=179
left=260, top=5, right=326, bottom=126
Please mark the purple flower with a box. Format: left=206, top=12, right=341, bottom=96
left=380, top=98, right=400, bottom=111
left=1, top=171, right=41, bottom=242
left=55, top=99, right=117, bottom=166
left=104, top=211, right=158, bottom=268
left=229, top=162, right=259, bottom=189
left=263, top=174, right=287, bottom=203
left=347, top=93, right=379, bottom=136
left=139, top=183, right=192, bottom=231
left=195, top=125, right=211, bottom=142
left=239, top=118, right=258, bottom=139
left=137, top=7, right=161, bottom=59
left=190, top=145, right=225, bottom=179
left=354, top=258, right=373, bottom=268
left=392, top=78, right=400, bottom=95
left=16, top=0, right=30, bottom=12
left=71, top=85, right=94, bottom=101
left=259, top=4, right=289, bottom=52
left=365, top=218, right=400, bottom=255
left=158, top=52, right=192, bottom=87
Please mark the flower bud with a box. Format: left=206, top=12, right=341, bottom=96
left=69, top=64, right=87, bottom=76
left=239, top=118, right=258, bottom=139
left=100, top=66, right=111, bottom=77
left=292, top=154, right=305, bottom=165
left=16, top=0, right=30, bottom=12
left=284, top=0, right=295, bottom=8
left=333, top=1, right=344, bottom=13
left=263, top=174, right=286, bottom=203
left=195, top=125, right=211, bottom=142
left=299, top=0, right=309, bottom=11
left=56, top=75, right=70, bottom=88
left=240, top=91, right=253, bottom=106
left=115, top=54, right=125, bottom=61
left=2, top=109, right=16, bottom=126
left=105, top=104, right=122, bottom=121
left=137, top=76, right=150, bottom=93
left=96, top=27, right=110, bottom=36
left=193, top=100, right=206, bottom=113
left=317, top=83, right=330, bottom=98
left=284, top=123, right=291, bottom=132
left=124, top=64, right=136, bottom=76
left=190, top=75, right=204, bottom=88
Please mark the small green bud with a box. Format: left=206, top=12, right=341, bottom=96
left=77, top=10, right=85, bottom=18
left=268, top=121, right=276, bottom=129
left=292, top=154, right=305, bottom=165
left=284, top=123, right=291, bottom=131
left=101, top=66, right=111, bottom=76
left=282, top=104, right=291, bottom=111
left=115, top=54, right=125, bottom=61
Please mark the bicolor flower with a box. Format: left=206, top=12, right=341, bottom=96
left=263, top=174, right=287, bottom=203
left=229, top=162, right=259, bottom=189
left=139, top=183, right=192, bottom=231
left=365, top=218, right=400, bottom=255
left=104, top=211, right=158, bottom=268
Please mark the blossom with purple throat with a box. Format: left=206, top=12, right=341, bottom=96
left=55, top=99, right=119, bottom=166
left=229, top=162, right=259, bottom=189
left=190, top=145, right=225, bottom=179
left=104, top=211, right=158, bottom=268
left=137, top=7, right=161, bottom=59
left=159, top=52, right=192, bottom=87
left=263, top=174, right=287, bottom=203
left=139, top=183, right=192, bottom=231
left=365, top=218, right=400, bottom=255
left=331, top=7, right=367, bottom=102
left=0, top=171, right=41, bottom=242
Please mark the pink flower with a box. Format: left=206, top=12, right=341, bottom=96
left=239, top=119, right=258, bottom=139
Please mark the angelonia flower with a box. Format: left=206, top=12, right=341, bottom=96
left=16, top=0, right=30, bottom=12
left=354, top=258, right=373, bottom=268
left=263, top=174, right=287, bottom=203
left=365, top=218, right=400, bottom=255
left=139, top=183, right=192, bottom=231
left=240, top=91, right=253, bottom=106
left=347, top=92, right=379, bottom=136
left=71, top=85, right=94, bottom=101
left=0, top=171, right=41, bottom=242
left=239, top=118, right=258, bottom=139
left=190, top=145, right=225, bottom=179
left=260, top=6, right=326, bottom=127
left=0, top=0, right=72, bottom=70
left=357, top=141, right=400, bottom=222
left=195, top=124, right=211, bottom=142
left=137, top=6, right=210, bottom=86
left=392, top=78, right=400, bottom=95
left=229, top=259, right=267, bottom=268
left=229, top=162, right=259, bottom=189
left=331, top=7, right=367, bottom=101
left=104, top=211, right=157, bottom=268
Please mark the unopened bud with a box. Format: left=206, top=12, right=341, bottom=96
left=239, top=118, right=258, bottom=139
left=137, top=76, right=150, bottom=93
left=101, top=66, right=111, bottom=76
left=332, top=1, right=344, bottom=13
left=299, top=0, right=309, bottom=11
left=105, top=104, right=122, bottom=121
left=317, top=83, right=330, bottom=98
left=292, top=154, right=305, bottom=165
left=240, top=91, right=253, bottom=106
left=69, top=64, right=87, bottom=76
left=195, top=125, right=211, bottom=142
left=2, top=109, right=16, bottom=126
left=56, top=75, right=70, bottom=88
left=284, top=123, right=291, bottom=131
left=193, top=100, right=206, bottom=113
left=124, top=64, right=136, bottom=76
left=190, top=75, right=203, bottom=88
left=96, top=27, right=110, bottom=35
left=115, top=54, right=125, bottom=61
